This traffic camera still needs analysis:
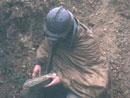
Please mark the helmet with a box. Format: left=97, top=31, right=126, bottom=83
left=43, top=6, right=74, bottom=40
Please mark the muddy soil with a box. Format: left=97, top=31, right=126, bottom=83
left=0, top=0, right=130, bottom=98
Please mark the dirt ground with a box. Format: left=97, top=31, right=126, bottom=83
left=0, top=0, right=130, bottom=98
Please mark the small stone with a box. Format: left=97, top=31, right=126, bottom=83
left=124, top=90, right=129, bottom=95
left=96, top=13, right=98, bottom=15
left=0, top=81, right=3, bottom=86
left=72, top=6, right=77, bottom=12
left=22, top=65, right=26, bottom=68
left=104, top=28, right=107, bottom=31
left=116, top=30, right=118, bottom=33
left=116, top=67, right=119, bottom=70
left=16, top=7, right=19, bottom=10
left=32, top=48, right=36, bottom=51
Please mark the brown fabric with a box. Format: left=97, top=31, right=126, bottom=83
left=36, top=20, right=109, bottom=98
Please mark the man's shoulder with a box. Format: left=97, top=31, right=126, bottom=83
left=76, top=19, right=94, bottom=38
left=77, top=19, right=89, bottom=31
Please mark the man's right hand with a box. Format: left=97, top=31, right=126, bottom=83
left=32, top=65, right=42, bottom=78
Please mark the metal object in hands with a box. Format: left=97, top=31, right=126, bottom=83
left=20, top=73, right=57, bottom=98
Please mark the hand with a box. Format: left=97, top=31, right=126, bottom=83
left=44, top=74, right=60, bottom=88
left=32, top=65, right=42, bottom=78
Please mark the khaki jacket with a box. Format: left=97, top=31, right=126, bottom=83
left=36, top=20, right=109, bottom=98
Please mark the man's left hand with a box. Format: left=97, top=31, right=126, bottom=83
left=44, top=74, right=60, bottom=87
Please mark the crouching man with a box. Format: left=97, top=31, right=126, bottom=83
left=32, top=6, right=110, bottom=98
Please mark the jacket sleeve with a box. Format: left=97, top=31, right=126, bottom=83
left=34, top=39, right=48, bottom=66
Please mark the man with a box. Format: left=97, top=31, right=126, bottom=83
left=32, top=6, right=110, bottom=98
